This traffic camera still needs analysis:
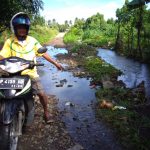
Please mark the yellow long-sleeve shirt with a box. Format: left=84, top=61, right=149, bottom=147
left=0, top=35, right=43, bottom=78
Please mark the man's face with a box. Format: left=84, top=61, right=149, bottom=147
left=16, top=25, right=27, bottom=37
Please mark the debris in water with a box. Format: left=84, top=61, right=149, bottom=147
left=68, top=85, right=73, bottom=87
left=56, top=84, right=63, bottom=87
left=112, top=106, right=126, bottom=110
left=65, top=102, right=75, bottom=107
left=60, top=79, right=67, bottom=84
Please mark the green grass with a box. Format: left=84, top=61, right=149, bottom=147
left=0, top=25, right=58, bottom=46
left=0, top=30, right=11, bottom=46
left=96, top=87, right=150, bottom=150
left=29, top=25, right=58, bottom=44
left=84, top=56, right=121, bottom=83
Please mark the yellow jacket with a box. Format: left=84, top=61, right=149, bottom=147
left=0, top=35, right=43, bottom=78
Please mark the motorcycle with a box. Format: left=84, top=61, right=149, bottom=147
left=0, top=47, right=47, bottom=150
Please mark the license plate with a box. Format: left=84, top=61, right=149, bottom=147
left=0, top=78, right=25, bottom=89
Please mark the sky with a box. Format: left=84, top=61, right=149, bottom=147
left=41, top=0, right=150, bottom=24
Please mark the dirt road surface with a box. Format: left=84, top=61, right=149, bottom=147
left=47, top=32, right=66, bottom=48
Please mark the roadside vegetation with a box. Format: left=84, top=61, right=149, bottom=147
left=29, top=25, right=57, bottom=44
left=96, top=87, right=150, bottom=150
left=0, top=25, right=58, bottom=46
left=0, top=12, right=58, bottom=46
left=64, top=15, right=116, bottom=48
left=0, top=0, right=70, bottom=47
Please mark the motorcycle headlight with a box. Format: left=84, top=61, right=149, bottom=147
left=10, top=89, right=17, bottom=95
left=0, top=62, right=29, bottom=73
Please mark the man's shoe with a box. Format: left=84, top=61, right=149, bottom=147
left=44, top=114, right=55, bottom=124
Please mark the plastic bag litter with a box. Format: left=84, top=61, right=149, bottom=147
left=112, top=106, right=126, bottom=110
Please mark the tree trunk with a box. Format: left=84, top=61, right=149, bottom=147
left=137, top=6, right=143, bottom=59
left=131, top=26, right=134, bottom=54
left=127, top=27, right=130, bottom=52
left=114, top=21, right=121, bottom=51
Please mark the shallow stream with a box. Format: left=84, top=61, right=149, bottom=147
left=98, top=48, right=150, bottom=101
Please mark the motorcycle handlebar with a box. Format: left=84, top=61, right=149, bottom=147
left=29, top=62, right=44, bottom=68
left=34, top=63, right=44, bottom=66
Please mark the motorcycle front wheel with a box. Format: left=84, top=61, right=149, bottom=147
left=0, top=111, right=25, bottom=150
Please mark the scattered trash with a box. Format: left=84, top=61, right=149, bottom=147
left=71, top=53, right=78, bottom=57
left=56, top=84, right=63, bottom=87
left=90, top=84, right=96, bottom=89
left=67, top=85, right=73, bottom=87
left=99, top=100, right=114, bottom=109
left=99, top=100, right=126, bottom=110
left=56, top=79, right=67, bottom=87
left=60, top=79, right=67, bottom=84
left=65, top=102, right=74, bottom=107
left=112, top=106, right=126, bottom=110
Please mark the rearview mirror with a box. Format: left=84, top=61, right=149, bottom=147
left=37, top=47, right=47, bottom=54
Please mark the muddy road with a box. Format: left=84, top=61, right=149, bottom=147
left=45, top=32, right=66, bottom=48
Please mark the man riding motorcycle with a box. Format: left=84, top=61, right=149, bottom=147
left=0, top=12, right=63, bottom=124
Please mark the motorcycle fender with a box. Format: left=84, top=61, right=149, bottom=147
left=0, top=100, right=23, bottom=124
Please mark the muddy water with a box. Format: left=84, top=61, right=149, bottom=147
left=98, top=48, right=150, bottom=101
left=38, top=46, right=122, bottom=150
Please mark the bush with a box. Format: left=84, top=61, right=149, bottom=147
left=0, top=30, right=11, bottom=46
left=82, top=29, right=114, bottom=47
left=64, top=33, right=79, bottom=44
left=64, top=27, right=83, bottom=44
left=29, top=25, right=58, bottom=44
left=69, top=43, right=97, bottom=56
left=85, top=57, right=120, bottom=82
left=0, top=26, right=58, bottom=46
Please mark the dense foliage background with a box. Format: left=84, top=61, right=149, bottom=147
left=0, top=0, right=58, bottom=45
left=64, top=0, right=150, bottom=63
left=0, top=0, right=150, bottom=62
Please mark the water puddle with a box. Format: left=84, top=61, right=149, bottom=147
left=98, top=48, right=150, bottom=101
left=38, top=46, right=122, bottom=150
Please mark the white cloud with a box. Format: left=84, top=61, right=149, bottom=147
left=42, top=1, right=124, bottom=24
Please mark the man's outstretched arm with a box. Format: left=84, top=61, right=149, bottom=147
left=0, top=55, right=4, bottom=60
left=42, top=53, right=64, bottom=70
